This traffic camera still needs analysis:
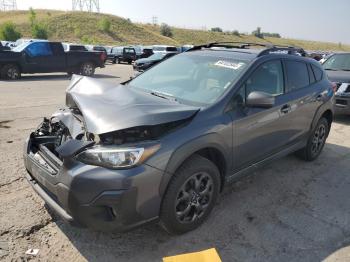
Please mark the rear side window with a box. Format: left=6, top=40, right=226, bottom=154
left=166, top=47, right=178, bottom=52
left=285, top=60, right=309, bottom=92
left=311, top=64, right=323, bottom=81
left=26, top=42, right=52, bottom=57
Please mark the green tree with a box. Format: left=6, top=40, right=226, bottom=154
left=32, top=23, right=48, bottom=39
left=160, top=23, right=173, bottom=37
left=252, top=27, right=263, bottom=38
left=98, top=18, right=111, bottom=32
left=211, top=27, right=223, bottom=32
left=0, top=22, right=22, bottom=41
left=29, top=7, right=36, bottom=27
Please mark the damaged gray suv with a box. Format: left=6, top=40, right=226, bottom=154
left=24, top=42, right=334, bottom=234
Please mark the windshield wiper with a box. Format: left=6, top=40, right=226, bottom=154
left=150, top=91, right=178, bottom=102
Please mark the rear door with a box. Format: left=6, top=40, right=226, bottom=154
left=282, top=59, right=323, bottom=141
left=49, top=43, right=66, bottom=72
left=231, top=59, right=298, bottom=170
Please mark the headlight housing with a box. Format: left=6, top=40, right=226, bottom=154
left=75, top=145, right=159, bottom=169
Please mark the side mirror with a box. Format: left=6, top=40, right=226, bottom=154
left=246, top=91, right=275, bottom=108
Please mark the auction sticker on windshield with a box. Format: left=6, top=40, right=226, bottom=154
left=214, top=61, right=245, bottom=70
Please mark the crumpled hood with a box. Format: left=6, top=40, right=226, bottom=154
left=326, top=70, right=350, bottom=83
left=66, top=75, right=199, bottom=134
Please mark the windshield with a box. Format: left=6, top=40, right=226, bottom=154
left=148, top=53, right=167, bottom=60
left=129, top=53, right=248, bottom=106
left=323, top=54, right=350, bottom=71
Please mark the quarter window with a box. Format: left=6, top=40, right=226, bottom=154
left=285, top=60, right=309, bottom=92
left=311, top=64, right=323, bottom=82
left=245, top=60, right=284, bottom=96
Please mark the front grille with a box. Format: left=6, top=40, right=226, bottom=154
left=336, top=99, right=348, bottom=106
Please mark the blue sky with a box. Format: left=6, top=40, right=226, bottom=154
left=16, top=0, right=350, bottom=44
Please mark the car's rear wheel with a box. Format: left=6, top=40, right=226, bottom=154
left=80, top=62, right=95, bottom=76
left=112, top=57, right=117, bottom=64
left=160, top=154, right=220, bottom=234
left=1, top=64, right=21, bottom=80
left=296, top=117, right=329, bottom=161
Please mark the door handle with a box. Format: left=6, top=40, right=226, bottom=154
left=280, top=104, right=291, bottom=114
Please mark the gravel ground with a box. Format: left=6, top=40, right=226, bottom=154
left=0, top=64, right=350, bottom=262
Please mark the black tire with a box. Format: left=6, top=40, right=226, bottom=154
left=117, top=58, right=121, bottom=64
left=1, top=64, right=21, bottom=80
left=296, top=117, right=329, bottom=161
left=128, top=60, right=132, bottom=64
left=112, top=58, right=117, bottom=64
left=160, top=154, right=220, bottom=234
left=80, top=62, right=95, bottom=76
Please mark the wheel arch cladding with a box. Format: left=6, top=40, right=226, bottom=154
left=159, top=135, right=230, bottom=196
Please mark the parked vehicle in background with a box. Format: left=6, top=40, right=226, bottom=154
left=15, top=38, right=48, bottom=47
left=63, top=43, right=88, bottom=52
left=180, top=45, right=194, bottom=52
left=0, top=41, right=11, bottom=51
left=85, top=45, right=107, bottom=63
left=152, top=45, right=178, bottom=53
left=323, top=53, right=350, bottom=114
left=0, top=41, right=106, bottom=79
left=139, top=47, right=154, bottom=59
left=107, top=46, right=136, bottom=64
left=133, top=51, right=177, bottom=71
left=23, top=42, right=334, bottom=235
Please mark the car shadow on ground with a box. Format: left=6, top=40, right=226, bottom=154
left=0, top=74, right=120, bottom=82
left=53, top=142, right=350, bottom=262
left=334, top=115, right=350, bottom=126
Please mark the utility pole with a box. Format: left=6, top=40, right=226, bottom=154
left=0, top=0, right=17, bottom=11
left=72, top=0, right=100, bottom=13
left=152, top=16, right=158, bottom=25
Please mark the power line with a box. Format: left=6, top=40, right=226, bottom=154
left=0, top=0, right=17, bottom=11
left=72, top=0, right=100, bottom=13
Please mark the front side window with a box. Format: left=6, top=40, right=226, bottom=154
left=26, top=42, right=52, bottom=57
left=285, top=60, right=309, bottom=92
left=129, top=53, right=248, bottom=106
left=245, top=60, right=284, bottom=96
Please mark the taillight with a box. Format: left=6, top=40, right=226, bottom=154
left=100, top=52, right=107, bottom=61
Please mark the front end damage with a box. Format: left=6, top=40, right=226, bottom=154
left=24, top=75, right=198, bottom=231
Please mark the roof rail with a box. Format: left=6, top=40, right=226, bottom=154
left=258, top=45, right=306, bottom=57
left=187, top=41, right=306, bottom=57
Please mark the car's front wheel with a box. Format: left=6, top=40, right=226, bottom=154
left=296, top=117, right=329, bottom=161
left=160, top=154, right=220, bottom=234
left=80, top=62, right=95, bottom=76
left=1, top=64, right=21, bottom=80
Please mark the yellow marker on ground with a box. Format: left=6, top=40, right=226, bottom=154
left=163, top=248, right=222, bottom=262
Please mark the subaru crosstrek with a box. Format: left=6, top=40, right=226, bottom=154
left=24, top=42, right=334, bottom=234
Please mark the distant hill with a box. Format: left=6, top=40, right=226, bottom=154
left=1, top=10, right=349, bottom=51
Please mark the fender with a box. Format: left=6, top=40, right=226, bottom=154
left=158, top=133, right=232, bottom=196
left=310, top=95, right=334, bottom=133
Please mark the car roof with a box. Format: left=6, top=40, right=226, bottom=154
left=188, top=48, right=264, bottom=61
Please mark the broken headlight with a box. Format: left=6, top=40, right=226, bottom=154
left=75, top=145, right=159, bottom=169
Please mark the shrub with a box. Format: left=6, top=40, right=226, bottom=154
left=98, top=18, right=111, bottom=32
left=0, top=22, right=22, bottom=41
left=160, top=23, right=173, bottom=37
left=29, top=7, right=36, bottom=27
left=32, top=23, right=48, bottom=39
left=232, top=30, right=240, bottom=36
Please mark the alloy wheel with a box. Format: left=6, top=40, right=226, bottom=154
left=175, top=172, right=214, bottom=223
left=311, top=123, right=326, bottom=156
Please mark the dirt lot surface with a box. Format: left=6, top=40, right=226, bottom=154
left=0, top=65, right=350, bottom=262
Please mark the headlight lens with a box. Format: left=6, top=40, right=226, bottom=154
left=76, top=145, right=159, bottom=169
